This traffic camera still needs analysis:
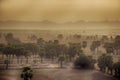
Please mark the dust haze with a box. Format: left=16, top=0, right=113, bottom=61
left=0, top=1, right=120, bottom=80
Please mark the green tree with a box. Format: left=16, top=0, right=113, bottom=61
left=4, top=59, right=10, bottom=70
left=98, top=54, right=113, bottom=73
left=5, top=33, right=21, bottom=45
left=74, top=53, right=95, bottom=69
left=101, top=35, right=109, bottom=44
left=82, top=41, right=87, bottom=48
left=2, top=46, right=14, bottom=69
left=58, top=55, right=65, bottom=68
left=67, top=43, right=83, bottom=61
left=2, top=46, right=13, bottom=63
left=113, top=62, right=120, bottom=78
left=5, top=33, right=14, bottom=45
left=114, top=35, right=120, bottom=55
left=21, top=67, right=33, bottom=80
left=0, top=44, right=5, bottom=59
left=14, top=47, right=24, bottom=64
left=45, top=40, right=56, bottom=61
left=37, top=38, right=45, bottom=47
left=104, top=42, right=114, bottom=54
left=29, top=34, right=37, bottom=41
left=90, top=41, right=101, bottom=54
left=38, top=48, right=45, bottom=63
left=57, top=34, right=64, bottom=40
left=23, top=50, right=30, bottom=64
left=23, top=43, right=39, bottom=61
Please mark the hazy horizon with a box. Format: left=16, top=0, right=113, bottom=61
left=0, top=0, right=120, bottom=35
left=0, top=0, right=120, bottom=23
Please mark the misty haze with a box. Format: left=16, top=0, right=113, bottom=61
left=0, top=0, right=120, bottom=80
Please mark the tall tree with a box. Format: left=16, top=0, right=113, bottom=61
left=5, top=33, right=21, bottom=45
left=114, top=35, right=120, bottom=55
left=38, top=48, right=45, bottom=63
left=57, top=34, right=64, bottom=40
left=98, top=54, right=113, bottom=73
left=0, top=44, right=5, bottom=59
left=14, top=47, right=24, bottom=64
left=23, top=50, right=30, bottom=64
left=67, top=43, right=83, bottom=61
left=2, top=46, right=14, bottom=69
left=90, top=41, right=101, bottom=54
left=82, top=41, right=87, bottom=48
left=101, top=35, right=109, bottom=44
left=58, top=55, right=65, bottom=68
left=23, top=43, right=39, bottom=58
left=37, top=38, right=45, bottom=48
left=104, top=42, right=114, bottom=54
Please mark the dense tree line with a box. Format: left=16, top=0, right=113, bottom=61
left=0, top=32, right=120, bottom=79
left=98, top=54, right=120, bottom=78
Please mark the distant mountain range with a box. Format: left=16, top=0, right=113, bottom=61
left=0, top=20, right=120, bottom=31
left=0, top=20, right=120, bottom=24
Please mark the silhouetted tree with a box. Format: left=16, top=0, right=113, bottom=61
left=74, top=53, right=95, bottom=69
left=67, top=43, right=83, bottom=61
left=38, top=48, right=45, bottom=63
left=98, top=54, right=113, bottom=73
left=5, top=33, right=21, bottom=45
left=82, top=41, right=87, bottom=48
left=58, top=55, right=65, bottom=68
left=114, top=35, right=120, bottom=55
left=113, top=62, right=120, bottom=78
left=90, top=41, right=101, bottom=54
left=21, top=67, right=33, bottom=80
left=104, top=42, right=114, bottom=54
left=57, top=34, right=64, bottom=40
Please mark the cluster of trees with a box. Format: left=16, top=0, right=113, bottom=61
left=90, top=35, right=120, bottom=55
left=104, top=35, right=120, bottom=55
left=1, top=33, right=120, bottom=56
left=0, top=33, right=87, bottom=69
left=73, top=51, right=120, bottom=78
left=0, top=32, right=120, bottom=79
left=5, top=33, right=21, bottom=45
left=98, top=54, right=120, bottom=78
left=0, top=44, right=34, bottom=69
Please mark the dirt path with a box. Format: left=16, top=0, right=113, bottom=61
left=0, top=68, right=116, bottom=80
left=0, top=61, right=117, bottom=80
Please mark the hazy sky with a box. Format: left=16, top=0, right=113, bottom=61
left=0, top=0, right=120, bottom=23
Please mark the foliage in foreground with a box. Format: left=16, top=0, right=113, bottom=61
left=113, top=62, right=120, bottom=78
left=74, top=53, right=95, bottom=69
left=98, top=54, right=113, bottom=72
left=98, top=54, right=120, bottom=78
left=21, top=67, right=33, bottom=80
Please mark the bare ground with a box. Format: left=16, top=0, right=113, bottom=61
left=0, top=68, right=117, bottom=80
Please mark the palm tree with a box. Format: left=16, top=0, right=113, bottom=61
left=38, top=48, right=45, bottom=63
left=114, top=35, right=120, bottom=55
left=58, top=55, right=65, bottom=68
left=113, top=62, right=120, bottom=78
left=90, top=41, right=101, bottom=54
left=24, top=51, right=30, bottom=64
left=13, top=46, right=25, bottom=64
left=4, top=59, right=10, bottom=70
left=0, top=44, right=5, bottom=59
left=98, top=54, right=113, bottom=72
left=21, top=67, right=33, bottom=80
left=104, top=42, right=114, bottom=54
left=57, top=34, right=64, bottom=40
left=2, top=46, right=13, bottom=69
left=67, top=43, right=83, bottom=61
left=37, top=38, right=45, bottom=47
left=82, top=41, right=87, bottom=48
